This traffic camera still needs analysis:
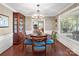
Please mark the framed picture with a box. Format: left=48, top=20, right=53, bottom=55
left=0, top=14, right=9, bottom=28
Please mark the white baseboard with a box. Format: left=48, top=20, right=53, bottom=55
left=0, top=33, right=13, bottom=54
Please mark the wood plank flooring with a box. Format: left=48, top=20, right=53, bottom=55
left=0, top=40, right=78, bottom=56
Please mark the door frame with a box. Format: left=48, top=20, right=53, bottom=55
left=31, top=18, right=45, bottom=33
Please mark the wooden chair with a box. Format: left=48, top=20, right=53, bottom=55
left=51, top=32, right=57, bottom=51
left=31, top=35, right=47, bottom=56
left=23, top=34, right=32, bottom=51
left=46, top=34, right=56, bottom=54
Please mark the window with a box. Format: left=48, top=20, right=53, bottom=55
left=59, top=8, right=79, bottom=41
left=60, top=16, right=77, bottom=33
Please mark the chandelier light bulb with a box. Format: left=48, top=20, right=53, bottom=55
left=32, top=4, right=44, bottom=19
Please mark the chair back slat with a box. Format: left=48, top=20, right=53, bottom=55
left=31, top=35, right=47, bottom=55
left=31, top=36, right=47, bottom=42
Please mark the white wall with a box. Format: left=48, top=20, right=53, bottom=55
left=0, top=4, right=13, bottom=54
left=0, top=33, right=13, bottom=54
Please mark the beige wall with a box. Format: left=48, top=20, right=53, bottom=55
left=45, top=16, right=57, bottom=31
left=25, top=16, right=32, bottom=31
left=0, top=4, right=13, bottom=36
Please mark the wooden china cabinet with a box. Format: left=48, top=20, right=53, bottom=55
left=13, top=12, right=25, bottom=45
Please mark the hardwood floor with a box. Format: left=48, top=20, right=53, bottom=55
left=0, top=40, right=78, bottom=56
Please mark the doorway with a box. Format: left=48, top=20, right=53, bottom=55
left=32, top=19, right=45, bottom=32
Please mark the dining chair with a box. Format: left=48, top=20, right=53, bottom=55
left=23, top=34, right=32, bottom=50
left=31, top=35, right=47, bottom=55
left=51, top=32, right=57, bottom=51
left=46, top=32, right=56, bottom=52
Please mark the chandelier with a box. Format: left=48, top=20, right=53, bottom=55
left=32, top=4, right=44, bottom=19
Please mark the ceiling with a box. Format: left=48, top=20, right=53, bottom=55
left=5, top=3, right=73, bottom=16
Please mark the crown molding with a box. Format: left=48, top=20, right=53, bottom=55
left=1, top=3, right=17, bottom=12
left=57, top=3, right=74, bottom=16
left=59, top=5, right=79, bottom=18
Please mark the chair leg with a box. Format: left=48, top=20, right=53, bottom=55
left=22, top=43, right=24, bottom=50
left=51, top=43, right=56, bottom=52
left=22, top=45, right=23, bottom=51
left=45, top=50, right=46, bottom=56
left=23, top=45, right=27, bottom=51
left=23, top=45, right=25, bottom=51
left=54, top=43, right=56, bottom=52
left=32, top=46, right=34, bottom=56
left=51, top=44, right=53, bottom=54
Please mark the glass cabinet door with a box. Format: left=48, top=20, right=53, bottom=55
left=19, top=16, right=23, bottom=32
left=14, top=17, right=17, bottom=33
